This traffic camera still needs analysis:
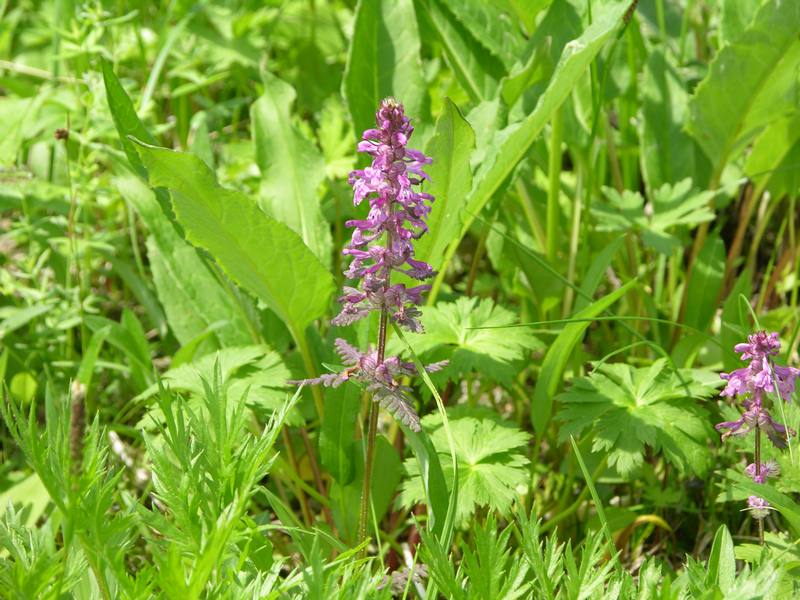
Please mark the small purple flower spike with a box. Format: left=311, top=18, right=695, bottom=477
left=332, top=98, right=436, bottom=333
left=747, top=495, right=771, bottom=520
left=745, top=460, right=780, bottom=484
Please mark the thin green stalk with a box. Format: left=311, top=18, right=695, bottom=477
left=358, top=308, right=388, bottom=554
left=755, top=425, right=764, bottom=545
left=546, top=108, right=564, bottom=264
left=541, top=457, right=607, bottom=534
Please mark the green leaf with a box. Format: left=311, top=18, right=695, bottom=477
left=134, top=142, right=335, bottom=340
left=414, top=99, right=476, bottom=272
left=687, top=0, right=800, bottom=181
left=394, top=296, right=542, bottom=386
left=252, top=73, right=332, bottom=265
left=418, top=0, right=505, bottom=103
left=101, top=57, right=157, bottom=179
left=592, top=179, right=715, bottom=255
left=557, top=360, right=717, bottom=477
left=437, top=0, right=526, bottom=70
left=319, top=385, right=360, bottom=485
left=460, top=0, right=630, bottom=242
left=744, top=113, right=800, bottom=192
left=343, top=0, right=427, bottom=137
left=402, top=425, right=451, bottom=539
left=706, top=525, right=735, bottom=594
left=116, top=175, right=253, bottom=351
left=401, top=407, right=529, bottom=526
left=137, top=346, right=297, bottom=425
left=684, top=234, right=725, bottom=332
left=531, top=280, right=634, bottom=434
left=640, top=49, right=697, bottom=190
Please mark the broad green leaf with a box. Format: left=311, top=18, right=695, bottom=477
left=414, top=99, right=476, bottom=272
left=252, top=73, right=332, bottom=265
left=394, top=296, right=542, bottom=386
left=706, top=525, right=735, bottom=593
left=134, top=143, right=335, bottom=340
left=401, top=407, right=529, bottom=526
left=461, top=0, right=630, bottom=241
left=343, top=0, right=427, bottom=137
left=438, top=0, right=526, bottom=70
left=719, top=0, right=762, bottom=47
left=725, top=470, right=800, bottom=536
left=557, top=360, right=717, bottom=477
left=531, top=279, right=634, bottom=434
left=640, top=49, right=696, bottom=190
left=687, top=0, right=800, bottom=181
left=0, top=304, right=52, bottom=340
left=417, top=0, right=505, bottom=103
left=720, top=269, right=752, bottom=371
left=684, top=234, right=725, bottom=332
left=319, top=385, right=360, bottom=484
left=744, top=113, right=800, bottom=192
left=574, top=237, right=624, bottom=312
left=116, top=175, right=253, bottom=351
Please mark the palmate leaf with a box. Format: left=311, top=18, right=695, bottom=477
left=395, top=297, right=542, bottom=385
left=592, top=178, right=715, bottom=255
left=400, top=407, right=530, bottom=526
left=556, top=359, right=718, bottom=477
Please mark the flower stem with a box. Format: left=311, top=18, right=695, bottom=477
left=755, top=424, right=764, bottom=545
left=358, top=308, right=388, bottom=554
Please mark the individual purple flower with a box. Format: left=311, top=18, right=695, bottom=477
left=715, top=402, right=795, bottom=449
left=746, top=496, right=771, bottom=520
left=331, top=98, right=436, bottom=333
left=744, top=460, right=779, bottom=484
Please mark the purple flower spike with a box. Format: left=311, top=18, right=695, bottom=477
left=291, top=99, right=446, bottom=432
left=715, top=402, right=795, bottom=449
left=332, top=98, right=436, bottom=333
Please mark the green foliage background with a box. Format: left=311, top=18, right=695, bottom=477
left=2, top=0, right=800, bottom=597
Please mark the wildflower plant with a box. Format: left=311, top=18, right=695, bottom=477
left=716, top=331, right=799, bottom=540
left=292, top=98, right=445, bottom=547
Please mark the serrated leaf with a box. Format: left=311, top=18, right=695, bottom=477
left=401, top=407, right=530, bottom=526
left=592, top=178, right=715, bottom=255
left=532, top=280, right=634, bottom=434
left=687, top=0, right=800, bottom=181
left=557, top=360, right=717, bottom=477
left=438, top=0, right=526, bottom=70
left=252, top=73, right=332, bottom=265
left=134, top=142, right=335, bottom=340
left=343, top=0, right=427, bottom=137
left=396, top=297, right=542, bottom=385
left=414, top=99, right=476, bottom=272
left=418, top=0, right=505, bottom=103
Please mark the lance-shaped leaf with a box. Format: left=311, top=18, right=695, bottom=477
left=252, top=73, right=332, bottom=265
left=687, top=0, right=800, bottom=182
left=134, top=142, right=335, bottom=340
left=459, top=0, right=630, bottom=241
left=414, top=99, right=475, bottom=272
left=343, top=0, right=426, bottom=137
